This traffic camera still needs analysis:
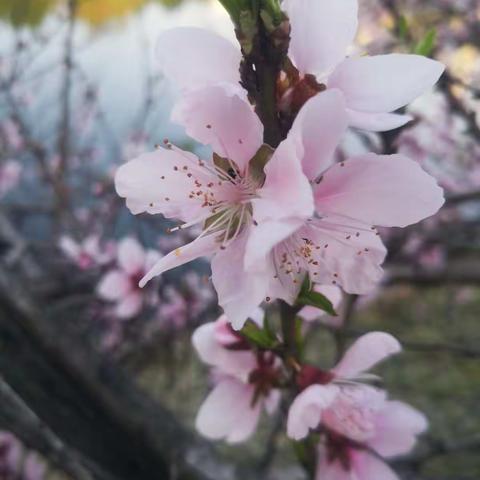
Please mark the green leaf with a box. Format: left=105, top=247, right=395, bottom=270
left=241, top=320, right=278, bottom=350
left=414, top=28, right=437, bottom=57
left=297, top=290, right=338, bottom=317
left=398, top=15, right=409, bottom=41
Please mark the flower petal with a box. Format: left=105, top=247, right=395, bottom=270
left=255, top=137, right=314, bottom=222
left=172, top=85, right=263, bottom=173
left=117, top=237, right=145, bottom=275
left=192, top=321, right=257, bottom=376
left=115, top=148, right=218, bottom=222
left=195, top=378, right=260, bottom=443
left=314, top=154, right=445, bottom=228
left=115, top=292, right=143, bottom=319
left=353, top=450, right=400, bottom=480
left=289, top=90, right=348, bottom=180
left=332, top=332, right=401, bottom=378
left=155, top=27, right=241, bottom=91
left=212, top=231, right=271, bottom=330
left=140, top=235, right=218, bottom=287
left=287, top=385, right=338, bottom=440
left=347, top=109, right=413, bottom=132
left=285, top=0, right=358, bottom=76
left=97, top=270, right=131, bottom=301
left=329, top=54, right=445, bottom=113
left=299, top=219, right=387, bottom=295
left=244, top=218, right=304, bottom=273
left=315, top=457, right=351, bottom=480
left=369, top=400, right=428, bottom=458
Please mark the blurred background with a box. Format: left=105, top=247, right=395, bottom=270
left=0, top=0, right=479, bottom=479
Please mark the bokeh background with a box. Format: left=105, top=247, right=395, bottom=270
left=0, top=0, right=479, bottom=479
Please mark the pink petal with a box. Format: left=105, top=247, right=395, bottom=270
left=226, top=399, right=263, bottom=443
left=353, top=450, right=400, bottom=480
left=192, top=321, right=257, bottom=376
left=211, top=231, right=271, bottom=330
left=115, top=148, right=218, bottom=222
left=322, top=385, right=387, bottom=442
left=316, top=450, right=352, bottom=480
left=285, top=0, right=358, bottom=76
left=369, top=400, right=428, bottom=458
left=287, top=385, right=338, bottom=440
left=332, top=332, right=401, bottom=378
left=172, top=85, right=263, bottom=173
left=24, top=453, right=46, bottom=480
left=347, top=109, right=414, bottom=131
left=255, top=137, right=314, bottom=222
left=299, top=219, right=387, bottom=295
left=329, top=54, right=445, bottom=113
left=195, top=378, right=260, bottom=443
left=289, top=90, right=348, bottom=180
left=244, top=218, right=304, bottom=273
left=155, top=27, right=241, bottom=92
left=59, top=236, right=80, bottom=259
left=314, top=154, right=445, bottom=228
left=140, top=235, right=218, bottom=287
left=117, top=237, right=145, bottom=275
left=97, top=270, right=131, bottom=301
left=115, top=291, right=143, bottom=319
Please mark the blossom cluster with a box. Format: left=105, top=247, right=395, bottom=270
left=113, top=0, right=446, bottom=478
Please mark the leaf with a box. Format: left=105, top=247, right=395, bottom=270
left=397, top=15, right=409, bottom=41
left=297, top=290, right=338, bottom=317
left=241, top=320, right=278, bottom=350
left=414, top=28, right=437, bottom=57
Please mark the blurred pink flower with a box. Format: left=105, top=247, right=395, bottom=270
left=0, top=432, right=22, bottom=474
left=314, top=395, right=427, bottom=480
left=192, top=314, right=281, bottom=443
left=0, top=160, right=22, bottom=197
left=96, top=237, right=160, bottom=319
left=23, top=453, right=46, bottom=480
left=59, top=235, right=114, bottom=270
left=1, top=119, right=23, bottom=150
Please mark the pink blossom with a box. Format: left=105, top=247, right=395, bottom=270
left=0, top=160, right=22, bottom=197
left=283, top=0, right=445, bottom=131
left=192, top=314, right=281, bottom=443
left=115, top=84, right=308, bottom=329
left=59, top=235, right=114, bottom=270
left=155, top=3, right=444, bottom=134
left=287, top=333, right=427, bottom=479
left=1, top=119, right=23, bottom=150
left=116, top=88, right=444, bottom=329
left=313, top=395, right=428, bottom=480
left=23, top=453, right=46, bottom=480
left=0, top=432, right=21, bottom=474
left=287, top=332, right=403, bottom=440
left=244, top=92, right=444, bottom=305
left=96, top=237, right=160, bottom=319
